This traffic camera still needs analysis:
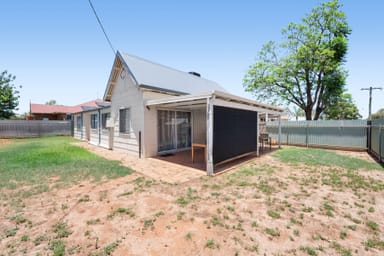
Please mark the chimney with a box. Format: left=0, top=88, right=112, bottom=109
left=188, top=71, right=201, bottom=77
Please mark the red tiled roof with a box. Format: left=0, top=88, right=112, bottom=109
left=30, top=99, right=104, bottom=114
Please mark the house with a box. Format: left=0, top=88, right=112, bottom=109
left=73, top=101, right=111, bottom=147
left=73, top=51, right=283, bottom=175
left=29, top=100, right=103, bottom=120
left=29, top=104, right=73, bottom=120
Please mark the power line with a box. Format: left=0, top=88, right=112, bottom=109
left=87, top=0, right=116, bottom=55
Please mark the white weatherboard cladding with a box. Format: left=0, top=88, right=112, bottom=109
left=143, top=90, right=176, bottom=157
left=110, top=69, right=143, bottom=155
left=99, top=107, right=111, bottom=149
left=88, top=110, right=99, bottom=146
left=73, top=113, right=84, bottom=140
left=143, top=106, right=157, bottom=157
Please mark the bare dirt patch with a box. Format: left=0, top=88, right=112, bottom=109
left=334, top=149, right=378, bottom=163
left=0, top=139, right=11, bottom=146
left=1, top=150, right=383, bottom=255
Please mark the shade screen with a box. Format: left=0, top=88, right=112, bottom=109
left=213, top=106, right=258, bottom=164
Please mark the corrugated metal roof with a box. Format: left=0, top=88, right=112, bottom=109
left=119, top=51, right=227, bottom=95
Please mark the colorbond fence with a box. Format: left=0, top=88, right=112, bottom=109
left=0, top=120, right=72, bottom=138
left=370, top=118, right=384, bottom=162
left=267, top=119, right=384, bottom=163
left=266, top=120, right=368, bottom=150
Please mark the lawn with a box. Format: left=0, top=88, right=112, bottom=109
left=0, top=136, right=133, bottom=192
left=1, top=140, right=383, bottom=256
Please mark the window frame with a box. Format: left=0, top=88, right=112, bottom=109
left=101, top=112, right=110, bottom=130
left=90, top=113, right=98, bottom=130
left=119, top=108, right=131, bottom=134
left=76, top=115, right=82, bottom=130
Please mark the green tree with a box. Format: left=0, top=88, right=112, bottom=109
left=244, top=0, right=350, bottom=120
left=371, top=108, right=384, bottom=119
left=0, top=71, right=21, bottom=119
left=45, top=99, right=57, bottom=105
left=291, top=106, right=305, bottom=121
left=323, top=93, right=361, bottom=120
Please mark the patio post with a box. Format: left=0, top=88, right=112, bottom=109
left=278, top=114, right=282, bottom=149
left=256, top=112, right=260, bottom=157
left=206, top=96, right=214, bottom=175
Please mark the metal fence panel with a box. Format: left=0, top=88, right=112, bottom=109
left=0, top=120, right=72, bottom=138
left=267, top=120, right=367, bottom=150
left=371, top=118, right=384, bottom=162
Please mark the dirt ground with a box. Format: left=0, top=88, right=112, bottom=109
left=0, top=139, right=10, bottom=145
left=1, top=147, right=383, bottom=256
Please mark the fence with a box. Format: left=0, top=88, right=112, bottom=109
left=0, top=120, right=73, bottom=138
left=370, top=118, right=384, bottom=162
left=266, top=120, right=368, bottom=150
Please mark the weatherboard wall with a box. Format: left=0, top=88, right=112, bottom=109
left=109, top=68, right=143, bottom=155
left=99, top=107, right=111, bottom=149
left=73, top=113, right=84, bottom=140
left=88, top=110, right=99, bottom=146
left=142, top=91, right=169, bottom=157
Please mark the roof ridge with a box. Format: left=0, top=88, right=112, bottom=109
left=119, top=51, right=219, bottom=85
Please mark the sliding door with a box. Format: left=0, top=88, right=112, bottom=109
left=158, top=110, right=191, bottom=152
left=176, top=111, right=191, bottom=149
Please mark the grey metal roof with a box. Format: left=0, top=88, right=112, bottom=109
left=118, top=51, right=227, bottom=95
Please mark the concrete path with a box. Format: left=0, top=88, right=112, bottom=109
left=73, top=142, right=205, bottom=184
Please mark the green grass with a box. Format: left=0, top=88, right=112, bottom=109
left=0, top=137, right=133, bottom=191
left=108, top=207, right=135, bottom=219
left=272, top=147, right=382, bottom=171
left=49, top=239, right=66, bottom=256
left=366, top=220, right=379, bottom=231
left=52, top=222, right=72, bottom=238
left=267, top=210, right=280, bottom=219
left=300, top=246, right=318, bottom=256
left=265, top=227, right=280, bottom=237
left=205, top=239, right=220, bottom=249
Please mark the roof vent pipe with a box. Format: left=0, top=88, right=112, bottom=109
left=188, top=71, right=201, bottom=77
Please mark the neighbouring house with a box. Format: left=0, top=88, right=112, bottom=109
left=29, top=100, right=104, bottom=120
left=73, top=51, right=283, bottom=174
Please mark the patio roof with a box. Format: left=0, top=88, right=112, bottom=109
left=145, top=90, right=283, bottom=115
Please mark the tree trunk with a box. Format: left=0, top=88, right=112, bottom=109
left=313, top=106, right=323, bottom=120
left=305, top=108, right=312, bottom=120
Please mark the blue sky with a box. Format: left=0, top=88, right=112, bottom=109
left=1, top=0, right=383, bottom=118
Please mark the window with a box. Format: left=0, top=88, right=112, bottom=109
left=101, top=112, right=110, bottom=129
left=91, top=114, right=98, bottom=129
left=119, top=108, right=131, bottom=134
left=76, top=115, right=82, bottom=129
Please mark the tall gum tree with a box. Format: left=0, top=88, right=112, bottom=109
left=244, top=0, right=350, bottom=120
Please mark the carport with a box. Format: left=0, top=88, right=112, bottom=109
left=146, top=90, right=283, bottom=175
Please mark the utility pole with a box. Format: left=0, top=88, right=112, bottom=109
left=361, top=86, right=382, bottom=119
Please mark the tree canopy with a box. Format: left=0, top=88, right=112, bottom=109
left=244, top=0, right=350, bottom=120
left=371, top=108, right=384, bottom=120
left=45, top=99, right=57, bottom=105
left=323, top=93, right=361, bottom=120
left=0, top=71, right=21, bottom=119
